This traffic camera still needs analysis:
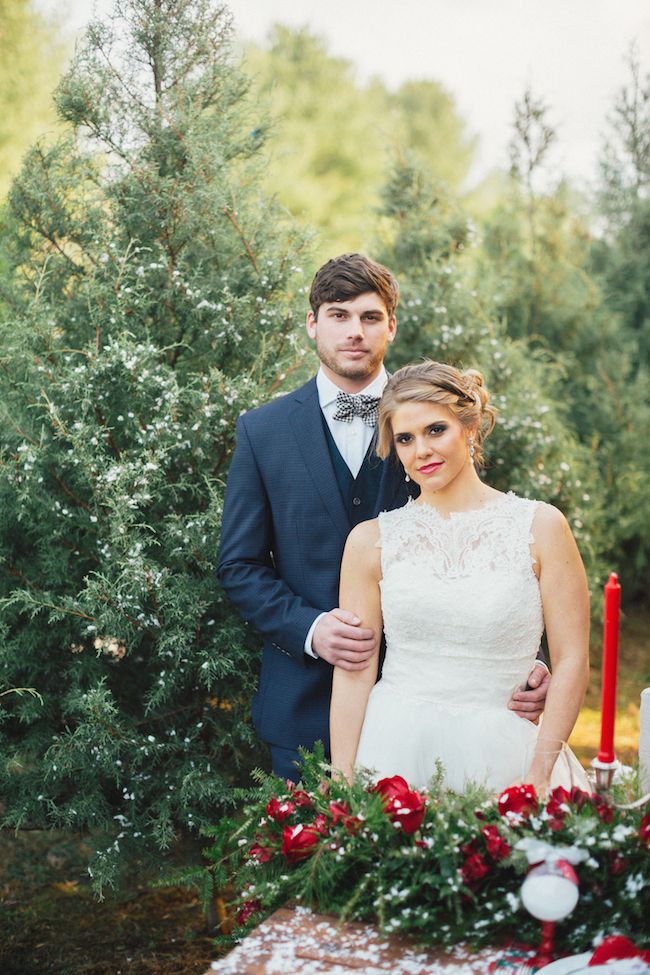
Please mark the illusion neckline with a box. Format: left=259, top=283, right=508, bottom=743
left=408, top=490, right=515, bottom=522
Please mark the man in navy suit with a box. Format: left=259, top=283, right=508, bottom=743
left=218, top=254, right=549, bottom=781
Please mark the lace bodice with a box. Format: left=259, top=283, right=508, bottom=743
left=376, top=493, right=544, bottom=711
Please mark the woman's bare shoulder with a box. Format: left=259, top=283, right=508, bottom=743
left=345, top=517, right=380, bottom=552
left=532, top=501, right=571, bottom=538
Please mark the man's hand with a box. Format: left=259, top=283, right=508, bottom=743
left=508, top=662, right=551, bottom=722
left=312, top=609, right=377, bottom=670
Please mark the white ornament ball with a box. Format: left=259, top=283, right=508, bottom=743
left=521, top=861, right=579, bottom=922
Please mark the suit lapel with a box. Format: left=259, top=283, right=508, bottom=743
left=289, top=379, right=350, bottom=542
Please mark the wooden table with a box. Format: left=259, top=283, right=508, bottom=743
left=205, top=906, right=515, bottom=974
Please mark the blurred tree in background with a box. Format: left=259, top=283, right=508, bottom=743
left=243, top=25, right=475, bottom=256
left=0, top=0, right=310, bottom=895
left=0, top=0, right=65, bottom=198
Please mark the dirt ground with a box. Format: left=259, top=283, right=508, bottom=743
left=0, top=829, right=219, bottom=975
left=2, top=607, right=647, bottom=975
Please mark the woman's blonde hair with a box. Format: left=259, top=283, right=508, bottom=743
left=377, top=361, right=497, bottom=468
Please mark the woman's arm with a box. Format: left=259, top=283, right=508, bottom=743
left=330, top=518, right=383, bottom=783
left=528, top=503, right=590, bottom=790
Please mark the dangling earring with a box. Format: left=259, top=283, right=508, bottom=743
left=405, top=472, right=410, bottom=482
left=468, top=436, right=476, bottom=464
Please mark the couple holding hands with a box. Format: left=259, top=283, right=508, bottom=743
left=218, top=253, right=589, bottom=794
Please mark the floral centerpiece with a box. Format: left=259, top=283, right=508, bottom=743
left=206, top=750, right=649, bottom=953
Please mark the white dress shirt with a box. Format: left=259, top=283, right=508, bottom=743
left=305, top=367, right=388, bottom=657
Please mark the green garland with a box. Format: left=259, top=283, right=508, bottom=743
left=207, top=749, right=650, bottom=953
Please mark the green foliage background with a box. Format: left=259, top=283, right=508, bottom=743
left=0, top=0, right=648, bottom=891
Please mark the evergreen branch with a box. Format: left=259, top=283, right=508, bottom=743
left=113, top=239, right=136, bottom=296
left=0, top=686, right=43, bottom=704
left=96, top=594, right=146, bottom=629
left=40, top=389, right=70, bottom=438
left=222, top=206, right=260, bottom=273
left=6, top=420, right=39, bottom=447
left=267, top=360, right=304, bottom=396
left=49, top=467, right=92, bottom=511
left=32, top=254, right=53, bottom=306
left=7, top=563, right=35, bottom=588
left=94, top=408, right=122, bottom=458
left=2, top=592, right=97, bottom=621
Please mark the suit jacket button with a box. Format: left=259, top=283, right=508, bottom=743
left=352, top=497, right=362, bottom=506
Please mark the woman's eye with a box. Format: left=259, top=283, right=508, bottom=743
left=429, top=425, right=447, bottom=435
left=395, top=434, right=412, bottom=444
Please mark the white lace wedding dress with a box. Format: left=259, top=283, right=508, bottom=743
left=355, top=492, right=548, bottom=792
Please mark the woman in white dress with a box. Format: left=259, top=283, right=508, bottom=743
left=330, top=361, right=590, bottom=795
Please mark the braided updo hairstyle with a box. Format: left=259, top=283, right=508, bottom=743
left=377, top=361, right=497, bottom=468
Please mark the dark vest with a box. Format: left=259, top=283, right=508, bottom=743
left=322, top=418, right=384, bottom=526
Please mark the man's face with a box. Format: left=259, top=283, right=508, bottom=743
left=306, top=292, right=397, bottom=391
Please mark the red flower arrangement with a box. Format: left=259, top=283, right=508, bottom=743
left=229, top=760, right=649, bottom=949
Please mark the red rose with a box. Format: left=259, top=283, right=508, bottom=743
left=236, top=898, right=262, bottom=926
left=265, top=796, right=295, bottom=822
left=590, top=935, right=650, bottom=966
left=546, top=786, right=570, bottom=817
left=328, top=800, right=349, bottom=824
left=372, top=775, right=411, bottom=802
left=461, top=852, right=490, bottom=886
left=371, top=775, right=426, bottom=834
left=568, top=786, right=591, bottom=808
left=313, top=814, right=330, bottom=836
left=591, top=793, right=613, bottom=824
left=640, top=812, right=650, bottom=845
left=609, top=852, right=628, bottom=875
left=290, top=789, right=314, bottom=808
left=327, top=800, right=362, bottom=834
left=481, top=824, right=511, bottom=862
left=281, top=823, right=322, bottom=862
left=497, top=784, right=538, bottom=819
left=460, top=838, right=479, bottom=858
left=248, top=841, right=274, bottom=863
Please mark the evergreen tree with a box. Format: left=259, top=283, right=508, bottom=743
left=0, top=0, right=310, bottom=894
left=377, top=157, right=608, bottom=587
left=480, top=89, right=650, bottom=598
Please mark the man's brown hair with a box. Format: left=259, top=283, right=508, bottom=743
left=309, top=253, right=399, bottom=319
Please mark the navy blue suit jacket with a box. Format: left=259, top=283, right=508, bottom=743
left=217, top=376, right=410, bottom=753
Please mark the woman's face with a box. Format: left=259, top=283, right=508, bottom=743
left=391, top=400, right=472, bottom=494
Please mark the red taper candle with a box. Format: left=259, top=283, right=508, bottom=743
left=598, top=572, right=621, bottom=764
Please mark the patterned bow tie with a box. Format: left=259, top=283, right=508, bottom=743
left=332, top=391, right=380, bottom=427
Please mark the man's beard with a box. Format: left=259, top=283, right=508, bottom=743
left=316, top=342, right=384, bottom=380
